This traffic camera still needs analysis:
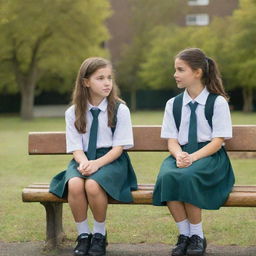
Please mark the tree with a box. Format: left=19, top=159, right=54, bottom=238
left=139, top=8, right=256, bottom=112
left=139, top=25, right=196, bottom=90
left=0, top=0, right=111, bottom=119
left=225, top=0, right=256, bottom=112
left=185, top=1, right=256, bottom=112
left=116, top=0, right=186, bottom=111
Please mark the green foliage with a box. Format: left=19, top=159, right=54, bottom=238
left=138, top=0, right=256, bottom=107
left=225, top=0, right=256, bottom=89
left=116, top=0, right=186, bottom=91
left=139, top=26, right=196, bottom=89
left=0, top=0, right=111, bottom=93
left=139, top=18, right=235, bottom=90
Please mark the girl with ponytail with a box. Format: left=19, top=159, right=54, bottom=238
left=153, top=48, right=235, bottom=256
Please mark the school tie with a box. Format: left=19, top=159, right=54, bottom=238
left=87, top=108, right=101, bottom=160
left=187, top=102, right=199, bottom=154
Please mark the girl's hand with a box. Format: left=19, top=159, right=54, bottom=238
left=77, top=160, right=89, bottom=173
left=177, top=159, right=192, bottom=168
left=80, top=160, right=100, bottom=176
left=176, top=152, right=188, bottom=168
left=176, top=152, right=192, bottom=168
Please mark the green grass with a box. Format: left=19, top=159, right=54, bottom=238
left=0, top=111, right=256, bottom=245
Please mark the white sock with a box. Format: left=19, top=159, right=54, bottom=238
left=176, top=219, right=190, bottom=237
left=93, top=220, right=106, bottom=235
left=76, top=219, right=91, bottom=235
left=189, top=222, right=204, bottom=239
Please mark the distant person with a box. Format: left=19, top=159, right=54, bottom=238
left=49, top=57, right=137, bottom=256
left=153, top=48, right=235, bottom=256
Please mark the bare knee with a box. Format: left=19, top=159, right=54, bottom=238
left=85, top=179, right=103, bottom=197
left=68, top=177, right=85, bottom=196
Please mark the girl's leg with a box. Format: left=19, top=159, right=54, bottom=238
left=167, top=201, right=187, bottom=222
left=184, top=203, right=203, bottom=238
left=167, top=201, right=190, bottom=256
left=85, top=179, right=108, bottom=234
left=85, top=179, right=108, bottom=256
left=184, top=203, right=201, bottom=224
left=167, top=201, right=190, bottom=236
left=68, top=177, right=89, bottom=222
left=184, top=203, right=206, bottom=256
left=68, top=177, right=92, bottom=256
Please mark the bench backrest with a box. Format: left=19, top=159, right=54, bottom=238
left=28, top=125, right=256, bottom=154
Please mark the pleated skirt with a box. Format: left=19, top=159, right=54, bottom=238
left=49, top=148, right=138, bottom=203
left=153, top=142, right=235, bottom=210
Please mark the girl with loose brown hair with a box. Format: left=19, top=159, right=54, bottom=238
left=49, top=57, right=137, bottom=256
left=153, top=48, right=235, bottom=256
left=72, top=57, right=122, bottom=133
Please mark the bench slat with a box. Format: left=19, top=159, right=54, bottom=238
left=22, top=184, right=256, bottom=206
left=29, top=125, right=256, bottom=154
left=22, top=187, right=153, bottom=204
left=25, top=184, right=154, bottom=190
left=24, top=183, right=256, bottom=192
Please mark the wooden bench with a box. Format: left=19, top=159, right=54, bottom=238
left=22, top=125, right=256, bottom=248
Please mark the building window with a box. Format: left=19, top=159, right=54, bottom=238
left=188, top=0, right=209, bottom=6
left=186, top=14, right=209, bottom=26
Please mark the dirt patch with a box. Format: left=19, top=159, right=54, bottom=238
left=1, top=241, right=256, bottom=256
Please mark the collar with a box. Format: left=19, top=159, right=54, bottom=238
left=183, top=87, right=209, bottom=106
left=88, top=98, right=108, bottom=112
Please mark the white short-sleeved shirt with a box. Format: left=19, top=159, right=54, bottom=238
left=65, top=98, right=133, bottom=153
left=161, top=87, right=232, bottom=145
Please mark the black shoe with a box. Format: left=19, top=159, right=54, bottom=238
left=187, top=235, right=207, bottom=256
left=74, top=233, right=92, bottom=256
left=88, top=233, right=107, bottom=256
left=171, top=234, right=190, bottom=256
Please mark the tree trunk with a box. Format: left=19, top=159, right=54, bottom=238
left=242, top=87, right=253, bottom=112
left=20, top=82, right=35, bottom=120
left=130, top=88, right=137, bottom=112
left=12, top=33, right=45, bottom=120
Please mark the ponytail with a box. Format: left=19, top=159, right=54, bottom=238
left=205, top=57, right=229, bottom=100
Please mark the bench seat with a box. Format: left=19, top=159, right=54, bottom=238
left=22, top=183, right=256, bottom=206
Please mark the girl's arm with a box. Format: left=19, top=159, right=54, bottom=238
left=95, top=146, right=123, bottom=167
left=168, top=139, right=191, bottom=168
left=168, top=138, right=183, bottom=158
left=188, top=97, right=231, bottom=164
left=73, top=150, right=88, bottom=163
left=190, top=137, right=224, bottom=162
left=73, top=150, right=89, bottom=172
left=80, top=146, right=123, bottom=176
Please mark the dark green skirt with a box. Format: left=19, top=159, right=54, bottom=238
left=153, top=142, right=235, bottom=210
left=49, top=148, right=138, bottom=203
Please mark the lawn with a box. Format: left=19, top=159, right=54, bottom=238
left=0, top=111, right=256, bottom=246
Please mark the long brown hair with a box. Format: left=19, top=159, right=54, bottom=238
left=175, top=48, right=229, bottom=100
left=72, top=57, right=123, bottom=133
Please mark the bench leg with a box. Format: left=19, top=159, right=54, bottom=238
left=40, top=202, right=66, bottom=249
